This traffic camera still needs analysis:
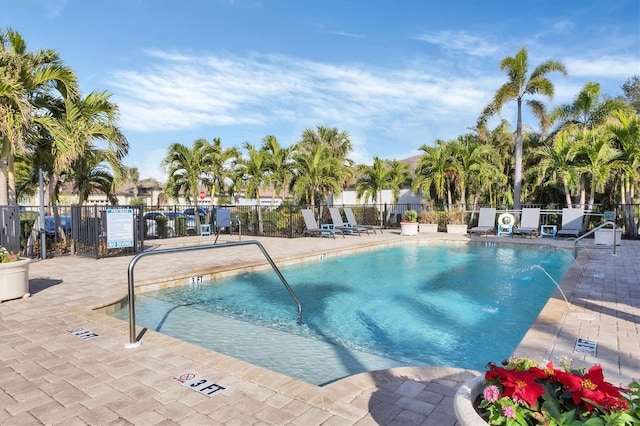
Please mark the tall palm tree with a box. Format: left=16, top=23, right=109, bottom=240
left=478, top=46, right=567, bottom=210
left=0, top=27, right=78, bottom=204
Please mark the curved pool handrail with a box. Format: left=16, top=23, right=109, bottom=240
left=573, top=221, right=617, bottom=258
left=126, top=240, right=302, bottom=348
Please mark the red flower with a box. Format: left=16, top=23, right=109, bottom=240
left=500, top=370, right=546, bottom=408
left=555, top=365, right=629, bottom=412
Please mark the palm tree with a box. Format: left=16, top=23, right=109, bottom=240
left=126, top=166, right=140, bottom=197
left=289, top=143, right=341, bottom=207
left=356, top=157, right=410, bottom=227
left=447, top=134, right=493, bottom=209
left=607, top=110, right=640, bottom=237
left=261, top=135, right=292, bottom=205
left=551, top=81, right=630, bottom=134
left=574, top=130, right=623, bottom=209
left=478, top=46, right=567, bottom=210
left=36, top=91, right=128, bottom=208
left=356, top=157, right=391, bottom=205
left=237, top=142, right=271, bottom=233
left=69, top=149, right=119, bottom=205
left=413, top=140, right=453, bottom=204
left=162, top=140, right=208, bottom=228
left=0, top=27, right=78, bottom=204
left=198, top=137, right=239, bottom=203
left=531, top=130, right=580, bottom=206
left=298, top=126, right=354, bottom=201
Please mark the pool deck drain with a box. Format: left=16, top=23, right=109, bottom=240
left=1, top=232, right=638, bottom=425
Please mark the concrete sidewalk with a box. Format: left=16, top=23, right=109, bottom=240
left=1, top=232, right=638, bottom=425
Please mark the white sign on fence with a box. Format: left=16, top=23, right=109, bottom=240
left=106, top=208, right=134, bottom=249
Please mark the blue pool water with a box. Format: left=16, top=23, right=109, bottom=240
left=111, top=243, right=574, bottom=385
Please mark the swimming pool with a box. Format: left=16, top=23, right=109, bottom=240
left=111, top=242, right=574, bottom=385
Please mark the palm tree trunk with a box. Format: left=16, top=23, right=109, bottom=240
left=0, top=157, right=8, bottom=205
left=7, top=153, right=16, bottom=204
left=579, top=177, right=586, bottom=207
left=514, top=99, right=524, bottom=211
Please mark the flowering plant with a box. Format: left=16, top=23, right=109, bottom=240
left=479, top=357, right=639, bottom=425
left=0, top=246, right=22, bottom=263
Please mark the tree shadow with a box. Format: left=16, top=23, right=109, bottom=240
left=28, top=278, right=63, bottom=294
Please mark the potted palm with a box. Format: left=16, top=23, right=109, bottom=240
left=418, top=209, right=439, bottom=233
left=446, top=209, right=468, bottom=234
left=0, top=247, right=30, bottom=302
left=400, top=209, right=418, bottom=236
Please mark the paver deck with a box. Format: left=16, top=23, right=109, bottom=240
left=1, top=231, right=638, bottom=425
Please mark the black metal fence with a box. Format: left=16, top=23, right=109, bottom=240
left=17, top=205, right=145, bottom=259
left=8, top=202, right=640, bottom=260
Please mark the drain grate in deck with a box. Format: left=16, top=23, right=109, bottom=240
left=574, top=338, right=597, bottom=356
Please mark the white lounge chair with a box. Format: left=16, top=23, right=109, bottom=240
left=301, top=209, right=342, bottom=238
left=469, top=208, right=496, bottom=235
left=513, top=208, right=541, bottom=237
left=343, top=207, right=382, bottom=234
left=557, top=208, right=584, bottom=237
left=328, top=207, right=368, bottom=236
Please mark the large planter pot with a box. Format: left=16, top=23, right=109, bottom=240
left=400, top=222, right=418, bottom=236
left=594, top=228, right=622, bottom=246
left=447, top=224, right=468, bottom=234
left=419, top=223, right=438, bottom=233
left=0, top=258, right=31, bottom=302
left=454, top=375, right=487, bottom=425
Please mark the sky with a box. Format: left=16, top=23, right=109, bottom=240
left=1, top=0, right=639, bottom=183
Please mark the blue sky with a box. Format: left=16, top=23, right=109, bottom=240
left=2, top=0, right=639, bottom=182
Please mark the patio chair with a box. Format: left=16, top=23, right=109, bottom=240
left=328, top=207, right=368, bottom=236
left=343, top=207, right=382, bottom=234
left=301, top=209, right=342, bottom=238
left=468, top=208, right=496, bottom=235
left=557, top=208, right=584, bottom=237
left=513, top=208, right=541, bottom=237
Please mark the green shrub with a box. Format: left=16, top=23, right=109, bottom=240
left=155, top=215, right=169, bottom=238
left=174, top=216, right=187, bottom=236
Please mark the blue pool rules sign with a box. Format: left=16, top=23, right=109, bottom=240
left=106, top=208, right=134, bottom=248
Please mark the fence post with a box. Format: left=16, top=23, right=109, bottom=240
left=94, top=205, right=99, bottom=259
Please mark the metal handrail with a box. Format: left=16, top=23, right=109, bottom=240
left=125, top=240, right=302, bottom=348
left=573, top=221, right=618, bottom=257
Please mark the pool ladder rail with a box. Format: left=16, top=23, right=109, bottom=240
left=125, top=240, right=302, bottom=348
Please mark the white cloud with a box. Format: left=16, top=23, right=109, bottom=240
left=414, top=31, right=499, bottom=57
left=565, top=56, right=640, bottom=78
left=109, top=50, right=491, bottom=141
